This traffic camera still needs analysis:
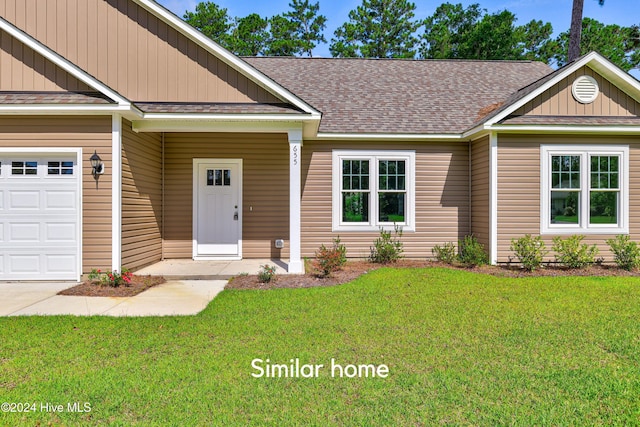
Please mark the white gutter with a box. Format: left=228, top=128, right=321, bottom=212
left=0, top=105, right=140, bottom=115
left=314, top=132, right=465, bottom=141
left=140, top=113, right=318, bottom=122
left=486, top=124, right=640, bottom=134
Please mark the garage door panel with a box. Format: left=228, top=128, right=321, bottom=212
left=45, top=255, right=77, bottom=274
left=9, top=254, right=40, bottom=273
left=45, top=190, right=77, bottom=210
left=45, top=223, right=76, bottom=241
left=0, top=154, right=80, bottom=281
left=8, top=222, right=40, bottom=242
left=8, top=190, right=40, bottom=210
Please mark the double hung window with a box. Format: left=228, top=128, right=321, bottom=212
left=333, top=151, right=415, bottom=231
left=541, top=145, right=628, bottom=234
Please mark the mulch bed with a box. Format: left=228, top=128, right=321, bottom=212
left=58, top=261, right=640, bottom=296
left=226, top=260, right=640, bottom=290
left=58, top=275, right=166, bottom=297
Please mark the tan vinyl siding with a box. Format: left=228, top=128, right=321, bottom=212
left=301, top=142, right=470, bottom=259
left=497, top=134, right=640, bottom=262
left=470, top=136, right=489, bottom=249
left=121, top=120, right=162, bottom=270
left=0, top=116, right=112, bottom=272
left=163, top=133, right=289, bottom=259
left=0, top=0, right=282, bottom=103
left=514, top=66, right=640, bottom=117
left=0, top=30, right=91, bottom=91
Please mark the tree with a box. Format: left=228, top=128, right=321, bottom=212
left=515, top=20, right=557, bottom=63
left=265, top=14, right=299, bottom=56
left=420, top=3, right=555, bottom=62
left=420, top=3, right=482, bottom=59
left=568, top=0, right=605, bottom=62
left=330, top=0, right=420, bottom=58
left=283, top=0, right=327, bottom=57
left=555, top=18, right=640, bottom=71
left=228, top=14, right=269, bottom=56
left=183, top=1, right=232, bottom=47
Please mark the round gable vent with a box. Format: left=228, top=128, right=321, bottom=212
left=572, top=75, right=599, bottom=104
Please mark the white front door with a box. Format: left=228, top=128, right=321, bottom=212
left=193, top=159, right=242, bottom=259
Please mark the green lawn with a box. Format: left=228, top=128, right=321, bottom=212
left=2, top=268, right=640, bottom=426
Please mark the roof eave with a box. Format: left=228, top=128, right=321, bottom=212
left=314, top=132, right=465, bottom=141
left=131, top=113, right=320, bottom=137
left=0, top=104, right=141, bottom=116
left=485, top=123, right=640, bottom=135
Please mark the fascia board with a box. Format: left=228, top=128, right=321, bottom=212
left=132, top=117, right=313, bottom=133
left=0, top=17, right=131, bottom=107
left=314, top=132, right=464, bottom=141
left=0, top=105, right=136, bottom=114
left=133, top=0, right=321, bottom=117
left=587, top=56, right=640, bottom=104
left=487, top=124, right=640, bottom=134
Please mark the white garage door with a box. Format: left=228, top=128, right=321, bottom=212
left=0, top=152, right=81, bottom=281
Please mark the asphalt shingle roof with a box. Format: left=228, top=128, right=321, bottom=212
left=0, top=91, right=113, bottom=104
left=245, top=57, right=552, bottom=134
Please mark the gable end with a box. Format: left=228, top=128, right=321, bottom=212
left=513, top=65, right=640, bottom=118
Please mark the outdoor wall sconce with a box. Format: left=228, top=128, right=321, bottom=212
left=90, top=150, right=105, bottom=177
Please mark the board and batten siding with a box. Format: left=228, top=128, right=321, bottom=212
left=514, top=66, right=640, bottom=117
left=121, top=119, right=162, bottom=270
left=0, top=0, right=281, bottom=104
left=163, top=133, right=290, bottom=259
left=470, top=136, right=490, bottom=250
left=301, top=142, right=470, bottom=259
left=497, top=134, right=640, bottom=262
left=0, top=116, right=112, bottom=272
left=0, top=30, right=91, bottom=91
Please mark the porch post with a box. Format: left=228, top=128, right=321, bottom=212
left=112, top=114, right=122, bottom=273
left=288, top=129, right=303, bottom=273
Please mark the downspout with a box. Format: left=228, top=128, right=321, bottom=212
left=161, top=132, right=165, bottom=260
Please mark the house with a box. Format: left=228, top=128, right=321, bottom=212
left=1, top=0, right=639, bottom=281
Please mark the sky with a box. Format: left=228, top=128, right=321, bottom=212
left=156, top=0, right=639, bottom=60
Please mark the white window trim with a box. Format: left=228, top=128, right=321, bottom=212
left=541, top=145, right=629, bottom=235
left=332, top=150, right=416, bottom=232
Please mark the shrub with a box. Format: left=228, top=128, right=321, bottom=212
left=552, top=235, right=598, bottom=269
left=88, top=268, right=132, bottom=287
left=258, top=264, right=277, bottom=283
left=315, top=237, right=347, bottom=277
left=458, top=235, right=488, bottom=267
left=510, top=234, right=549, bottom=271
left=606, top=235, right=640, bottom=271
left=432, top=242, right=456, bottom=264
left=369, top=226, right=404, bottom=264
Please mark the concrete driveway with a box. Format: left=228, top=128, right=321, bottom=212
left=0, top=280, right=227, bottom=317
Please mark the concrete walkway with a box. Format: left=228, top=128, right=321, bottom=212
left=1, top=280, right=227, bottom=317
left=135, top=258, right=292, bottom=280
